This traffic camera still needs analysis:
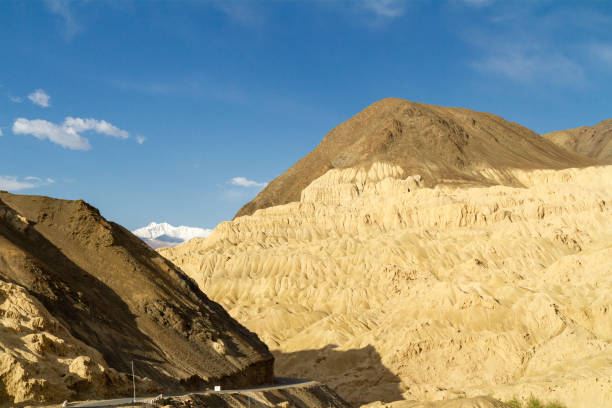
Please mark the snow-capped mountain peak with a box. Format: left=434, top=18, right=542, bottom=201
left=132, top=222, right=212, bottom=249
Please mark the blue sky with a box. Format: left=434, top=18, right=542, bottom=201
left=1, top=0, right=611, bottom=230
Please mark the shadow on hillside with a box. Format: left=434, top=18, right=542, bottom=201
left=0, top=203, right=178, bottom=390
left=274, top=344, right=403, bottom=407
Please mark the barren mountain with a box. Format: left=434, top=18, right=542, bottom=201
left=161, top=100, right=612, bottom=408
left=236, top=98, right=597, bottom=218
left=0, top=192, right=274, bottom=406
left=543, top=118, right=612, bottom=162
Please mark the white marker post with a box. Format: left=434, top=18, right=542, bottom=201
left=214, top=385, right=221, bottom=391
left=131, top=361, right=136, bottom=403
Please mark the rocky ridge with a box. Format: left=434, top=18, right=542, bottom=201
left=542, top=118, right=612, bottom=163
left=0, top=192, right=274, bottom=406
left=236, top=98, right=597, bottom=218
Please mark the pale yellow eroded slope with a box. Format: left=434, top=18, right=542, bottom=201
left=161, top=163, right=612, bottom=408
left=0, top=279, right=148, bottom=405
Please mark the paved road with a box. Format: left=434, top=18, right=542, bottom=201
left=68, top=378, right=316, bottom=407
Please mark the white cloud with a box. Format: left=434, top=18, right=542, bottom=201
left=0, top=176, right=55, bottom=191
left=9, top=95, right=23, bottom=103
left=28, top=89, right=51, bottom=107
left=136, top=135, right=146, bottom=145
left=0, top=128, right=3, bottom=136
left=230, top=177, right=268, bottom=188
left=13, top=117, right=130, bottom=150
left=63, top=117, right=128, bottom=138
left=361, top=0, right=406, bottom=19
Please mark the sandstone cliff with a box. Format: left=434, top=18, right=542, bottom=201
left=0, top=192, right=274, bottom=406
left=236, top=98, right=597, bottom=218
left=162, top=161, right=612, bottom=408
left=543, top=118, right=612, bottom=163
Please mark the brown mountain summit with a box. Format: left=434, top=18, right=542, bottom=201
left=543, top=118, right=612, bottom=162
left=0, top=192, right=274, bottom=406
left=236, top=98, right=596, bottom=218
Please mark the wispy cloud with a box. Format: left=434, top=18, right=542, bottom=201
left=111, top=77, right=247, bottom=104
left=44, top=0, right=81, bottom=39
left=215, top=1, right=264, bottom=27
left=472, top=46, right=585, bottom=85
left=28, top=89, right=51, bottom=107
left=13, top=117, right=129, bottom=150
left=8, top=94, right=23, bottom=103
left=462, top=4, right=601, bottom=87
left=229, top=177, right=267, bottom=188
left=136, top=135, right=146, bottom=145
left=0, top=176, right=55, bottom=191
left=0, top=128, right=3, bottom=136
left=590, top=43, right=612, bottom=65
left=361, top=0, right=406, bottom=19
left=460, top=0, right=493, bottom=7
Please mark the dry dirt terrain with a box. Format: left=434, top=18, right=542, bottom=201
left=543, top=118, right=612, bottom=163
left=154, top=388, right=507, bottom=408
left=0, top=193, right=278, bottom=407
left=161, top=99, right=612, bottom=408
left=153, top=382, right=351, bottom=408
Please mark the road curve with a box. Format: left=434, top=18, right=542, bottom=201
left=68, top=378, right=317, bottom=407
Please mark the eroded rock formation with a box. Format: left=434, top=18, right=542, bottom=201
left=163, top=149, right=612, bottom=406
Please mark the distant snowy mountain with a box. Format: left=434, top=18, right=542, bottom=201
left=132, top=222, right=212, bottom=249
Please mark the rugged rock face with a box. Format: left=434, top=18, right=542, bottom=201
left=162, top=159, right=612, bottom=408
left=236, top=98, right=597, bottom=218
left=0, top=192, right=274, bottom=406
left=543, top=118, right=612, bottom=162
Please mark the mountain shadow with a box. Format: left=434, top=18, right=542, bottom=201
left=274, top=344, right=403, bottom=407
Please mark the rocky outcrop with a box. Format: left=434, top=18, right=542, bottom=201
left=236, top=98, right=597, bottom=217
left=0, top=192, right=274, bottom=406
left=161, top=163, right=612, bottom=407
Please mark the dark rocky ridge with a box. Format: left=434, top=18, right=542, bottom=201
left=236, top=98, right=598, bottom=218
left=543, top=118, right=612, bottom=162
left=0, top=192, right=274, bottom=404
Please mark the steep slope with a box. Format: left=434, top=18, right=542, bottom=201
left=0, top=192, right=273, bottom=406
left=236, top=98, right=597, bottom=217
left=543, top=118, right=612, bottom=162
left=162, top=164, right=612, bottom=407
